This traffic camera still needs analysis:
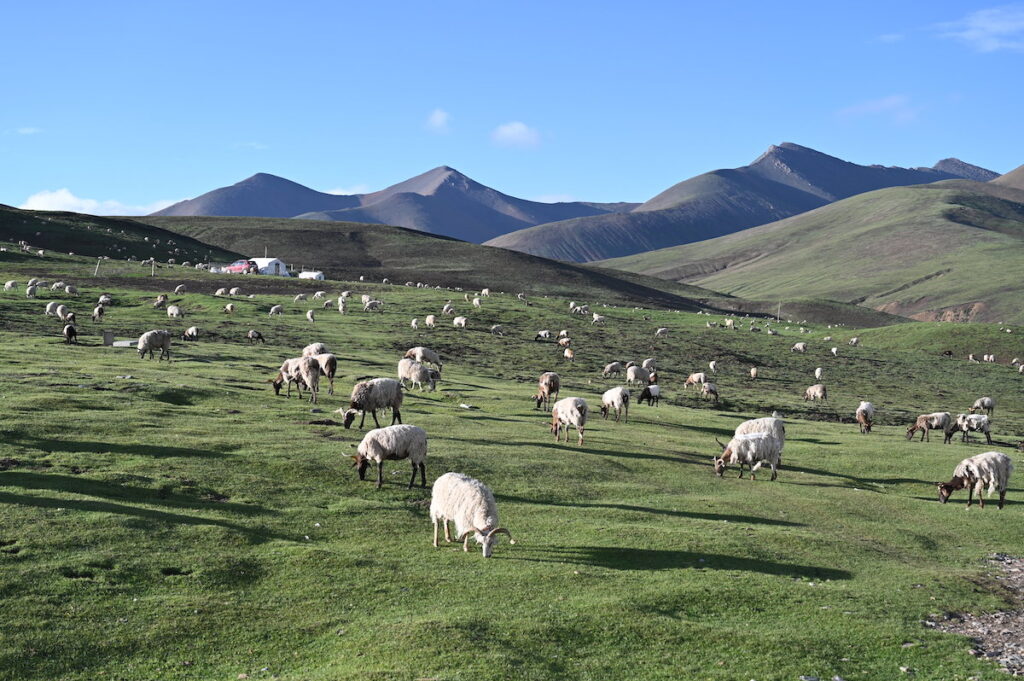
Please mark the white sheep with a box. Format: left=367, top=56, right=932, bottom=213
left=441, top=303, right=455, bottom=316
left=830, top=347, right=839, bottom=357
left=602, top=361, right=623, bottom=378
left=563, top=348, right=575, bottom=363
left=723, top=319, right=735, bottom=330
left=224, top=303, right=236, bottom=314
left=214, top=287, right=228, bottom=296
left=3, top=280, right=15, bottom=291
left=398, top=358, right=438, bottom=392
left=855, top=401, right=874, bottom=434
left=749, top=367, right=758, bottom=380
left=339, top=378, right=404, bottom=429
left=404, top=346, right=442, bottom=370
left=626, top=365, right=651, bottom=386
left=558, top=329, right=569, bottom=338
left=338, top=299, right=347, bottom=315
left=956, top=413, right=993, bottom=445
left=430, top=472, right=513, bottom=557
left=714, top=428, right=784, bottom=481
left=906, top=412, right=953, bottom=443
left=44, top=301, right=59, bottom=316
left=600, top=386, right=630, bottom=423
left=535, top=329, right=551, bottom=340
left=306, top=309, right=316, bottom=323
left=312, top=353, right=337, bottom=395
left=701, top=382, right=719, bottom=403
left=814, top=367, right=823, bottom=381
left=803, top=384, right=827, bottom=402
left=550, top=397, right=588, bottom=445
left=174, top=284, right=186, bottom=294
left=361, top=294, right=372, bottom=305
left=312, top=291, right=325, bottom=300
left=472, top=297, right=482, bottom=309
left=849, top=337, right=860, bottom=346
left=654, top=327, right=669, bottom=337
left=92, top=305, right=104, bottom=322
left=969, top=396, right=995, bottom=416
left=411, top=318, right=419, bottom=330
left=269, top=305, right=284, bottom=316
left=247, top=329, right=265, bottom=344
left=64, top=285, right=79, bottom=296
left=937, top=451, right=1013, bottom=509
left=425, top=314, right=437, bottom=328
left=708, top=360, right=717, bottom=374
left=352, top=424, right=428, bottom=489
left=490, top=324, right=504, bottom=336
left=363, top=300, right=383, bottom=312
left=453, top=316, right=467, bottom=328
left=98, top=293, right=113, bottom=305
left=26, top=285, right=37, bottom=298
left=533, top=371, right=560, bottom=411
left=294, top=293, right=307, bottom=303
left=339, top=291, right=352, bottom=300
left=181, top=326, right=199, bottom=341
left=303, top=342, right=329, bottom=357
left=642, top=358, right=657, bottom=370
left=62, top=324, right=77, bottom=344
left=557, top=337, right=572, bottom=348
left=137, top=329, right=172, bottom=361
left=592, top=313, right=606, bottom=325
left=167, top=305, right=183, bottom=318
left=480, top=288, right=490, bottom=297
left=733, top=416, right=786, bottom=445
left=229, top=287, right=242, bottom=296
left=271, top=356, right=320, bottom=403
left=683, top=372, right=707, bottom=389
left=791, top=342, right=807, bottom=353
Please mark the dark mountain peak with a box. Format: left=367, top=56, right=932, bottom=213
left=932, top=158, right=1000, bottom=182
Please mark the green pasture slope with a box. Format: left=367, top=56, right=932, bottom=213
left=1, top=250, right=1023, bottom=681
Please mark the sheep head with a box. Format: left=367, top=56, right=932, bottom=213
left=904, top=425, right=917, bottom=440
left=936, top=477, right=967, bottom=504
left=458, top=527, right=515, bottom=558
left=351, top=454, right=370, bottom=480
left=713, top=438, right=730, bottom=477
left=341, top=408, right=358, bottom=429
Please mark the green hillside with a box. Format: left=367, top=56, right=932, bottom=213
left=600, top=181, right=1024, bottom=324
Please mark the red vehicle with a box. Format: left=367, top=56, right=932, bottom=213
left=224, top=259, right=257, bottom=274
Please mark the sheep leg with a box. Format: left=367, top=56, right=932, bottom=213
left=737, top=462, right=745, bottom=479
left=624, top=404, right=628, bottom=424
left=463, top=534, right=471, bottom=552
left=577, top=427, right=584, bottom=446
left=986, top=432, right=993, bottom=445
left=418, top=462, right=426, bottom=488
left=328, top=377, right=334, bottom=396
left=433, top=519, right=439, bottom=547
left=770, top=464, right=778, bottom=482
left=444, top=520, right=453, bottom=542
left=370, top=410, right=381, bottom=428
left=408, top=461, right=417, bottom=489
left=966, top=485, right=974, bottom=509
left=999, top=490, right=1006, bottom=510
left=359, top=410, right=367, bottom=429
left=376, top=462, right=384, bottom=489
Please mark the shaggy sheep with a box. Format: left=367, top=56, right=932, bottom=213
left=550, top=396, right=588, bottom=445
left=642, top=358, right=657, bottom=370
left=363, top=300, right=383, bottom=312
left=224, top=303, right=236, bottom=314
left=558, top=330, right=569, bottom=338
left=626, top=365, right=651, bottom=386
left=969, top=397, right=995, bottom=416
left=137, top=330, right=172, bottom=361
left=637, top=384, right=660, bottom=407
left=361, top=294, right=372, bottom=305
left=791, top=342, right=807, bottom=353
left=398, top=358, right=438, bottom=392
left=654, top=327, right=669, bottom=337
left=602, top=361, right=623, bottom=378
left=181, top=326, right=199, bottom=341
left=229, top=287, right=241, bottom=296
left=53, top=281, right=68, bottom=291
left=4, top=280, right=15, bottom=291
left=803, top=384, right=827, bottom=402
left=45, top=301, right=59, bottom=316
left=425, top=314, right=437, bottom=328
left=26, top=285, right=37, bottom=298
left=535, top=330, right=552, bottom=340
left=750, top=367, right=758, bottom=380
left=490, top=324, right=504, bottom=336
left=701, top=382, right=719, bottom=403
left=714, top=425, right=784, bottom=481
left=849, top=337, right=860, bottom=346
left=563, top=348, right=575, bottom=363
left=600, top=386, right=630, bottom=423
left=312, top=353, right=337, bottom=395
left=814, top=367, right=823, bottom=381
left=430, top=472, right=514, bottom=557
left=937, top=451, right=1013, bottom=509
left=306, top=309, right=316, bottom=323
left=533, top=371, right=560, bottom=411
left=733, top=416, right=786, bottom=446
left=404, top=346, right=442, bottom=370
left=269, top=305, right=284, bottom=316
left=64, top=285, right=79, bottom=296
left=302, top=343, right=329, bottom=357
left=480, top=288, right=490, bottom=297
left=906, top=412, right=953, bottom=443
left=352, top=424, right=428, bottom=489
left=62, top=324, right=77, bottom=344
left=92, top=305, right=104, bottom=322
left=271, top=356, right=320, bottom=403
left=956, top=413, right=993, bottom=445
left=442, top=303, right=455, bottom=316
left=312, top=291, right=325, bottom=300
left=167, top=305, right=183, bottom=318
left=411, top=318, right=419, bottom=330
left=294, top=294, right=307, bottom=303
left=98, top=294, right=113, bottom=305
left=215, top=288, right=227, bottom=296
left=339, top=378, right=404, bottom=429
left=724, top=319, right=735, bottom=330
left=557, top=337, right=572, bottom=348
left=855, top=401, right=874, bottom=434
left=683, top=372, right=707, bottom=389
left=472, top=297, right=482, bottom=309
left=708, top=360, right=717, bottom=374
left=247, top=329, right=265, bottom=344
left=592, top=313, right=606, bottom=325
left=174, top=284, right=186, bottom=294
left=453, top=316, right=467, bottom=328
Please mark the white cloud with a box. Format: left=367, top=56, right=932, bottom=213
left=19, top=188, right=178, bottom=216
left=425, top=108, right=450, bottom=133
left=491, top=121, right=540, bottom=148
left=533, top=193, right=576, bottom=203
left=17, top=127, right=42, bottom=135
left=876, top=33, right=904, bottom=43
left=326, top=184, right=370, bottom=196
left=836, top=94, right=921, bottom=124
left=936, top=5, right=1024, bottom=52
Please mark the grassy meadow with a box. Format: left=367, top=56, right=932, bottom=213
left=1, top=250, right=1023, bottom=681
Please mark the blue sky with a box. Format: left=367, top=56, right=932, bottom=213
left=2, top=1, right=1023, bottom=213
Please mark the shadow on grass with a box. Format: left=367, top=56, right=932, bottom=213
left=514, top=545, right=850, bottom=579
left=5, top=433, right=231, bottom=459
left=0, top=471, right=272, bottom=516
left=481, top=439, right=684, bottom=464
left=496, top=493, right=804, bottom=527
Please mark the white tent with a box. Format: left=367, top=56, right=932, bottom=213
left=249, top=257, right=290, bottom=276
left=298, top=271, right=325, bottom=280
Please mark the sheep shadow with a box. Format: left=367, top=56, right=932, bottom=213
left=514, top=545, right=850, bottom=579
left=4, top=433, right=230, bottom=459
left=502, top=440, right=683, bottom=464
left=496, top=493, right=804, bottom=527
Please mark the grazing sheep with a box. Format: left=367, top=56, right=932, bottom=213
left=26, top=285, right=37, bottom=298
left=62, top=324, right=77, bottom=344
left=4, top=280, right=15, bottom=291
left=167, top=305, right=183, bottom=319
left=734, top=416, right=786, bottom=446
left=322, top=299, right=334, bottom=309
left=708, top=360, right=718, bottom=374
left=849, top=337, right=860, bottom=346
left=45, top=301, right=59, bottom=316
left=229, top=287, right=241, bottom=296
left=683, top=372, right=707, bottom=389
left=338, top=299, right=347, bottom=315
left=302, top=343, right=329, bottom=357
left=363, top=300, right=383, bottom=312
left=441, top=303, right=455, bottom=316
left=247, top=329, right=265, bottom=344
left=352, top=424, right=428, bottom=489
left=411, top=318, right=419, bottom=330
left=602, top=361, right=623, bottom=378
left=224, top=303, right=236, bottom=314
left=855, top=401, right=874, bottom=434
left=92, top=305, right=104, bottom=322
left=830, top=347, right=839, bottom=357
left=791, top=342, right=807, bottom=353
left=312, top=353, right=337, bottom=395
left=181, top=326, right=199, bottom=341
left=533, top=371, right=560, bottom=411
left=550, top=397, right=588, bottom=445
left=98, top=294, right=113, bottom=306
left=969, top=396, right=995, bottom=416
left=535, top=330, right=551, bottom=340
left=425, top=314, right=437, bottom=328
left=701, top=382, right=719, bottom=403
left=480, top=288, right=490, bottom=297
left=563, top=348, right=575, bottom=363
left=749, top=367, right=758, bottom=380
left=724, top=319, right=735, bottom=330
left=592, top=313, right=606, bottom=325
left=937, top=451, right=1013, bottom=509
left=174, top=284, right=186, bottom=294
left=814, top=367, right=823, bottom=381
left=642, top=358, right=657, bottom=370
left=404, top=346, right=442, bottom=370
left=269, top=305, right=284, bottom=316
left=490, top=324, right=504, bottom=336
left=271, top=356, right=320, bottom=403
left=557, top=337, right=572, bottom=349
left=294, top=293, right=307, bottom=303
left=215, top=288, right=227, bottom=296
left=312, top=291, right=325, bottom=300
left=956, top=413, right=993, bottom=445
left=637, top=384, right=660, bottom=407
left=306, top=309, right=316, bottom=323
left=453, top=316, right=467, bottom=328
left=558, top=329, right=569, bottom=338
left=654, top=327, right=669, bottom=337
left=600, top=386, right=630, bottom=423
left=430, top=472, right=514, bottom=557
left=153, top=294, right=168, bottom=309
left=339, top=378, right=404, bottom=429
left=64, top=285, right=79, bottom=296
left=626, top=365, right=651, bottom=386
left=361, top=294, right=372, bottom=305
left=906, top=412, right=953, bottom=443
left=472, top=297, right=482, bottom=309
left=398, top=357, right=438, bottom=392
left=339, top=291, right=352, bottom=300
left=137, top=330, right=172, bottom=361
left=714, top=427, right=784, bottom=481
left=803, top=384, right=827, bottom=402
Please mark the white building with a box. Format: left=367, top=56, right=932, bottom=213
left=249, top=257, right=290, bottom=276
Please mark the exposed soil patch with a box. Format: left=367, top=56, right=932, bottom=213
left=932, top=554, right=1024, bottom=676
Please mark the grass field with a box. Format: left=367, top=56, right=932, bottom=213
left=1, top=250, right=1023, bottom=681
